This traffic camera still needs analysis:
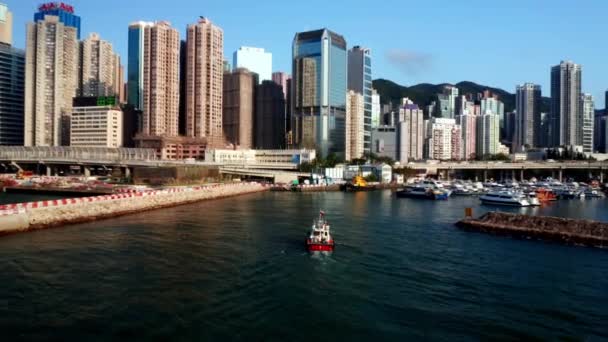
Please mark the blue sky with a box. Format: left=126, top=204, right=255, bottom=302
left=7, top=0, right=608, bottom=108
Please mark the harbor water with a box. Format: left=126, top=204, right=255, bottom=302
left=1, top=190, right=607, bottom=340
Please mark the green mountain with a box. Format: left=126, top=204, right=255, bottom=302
left=372, top=79, right=551, bottom=113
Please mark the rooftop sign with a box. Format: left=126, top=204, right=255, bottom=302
left=38, top=2, right=74, bottom=14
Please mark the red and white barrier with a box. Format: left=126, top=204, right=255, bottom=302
left=0, top=182, right=263, bottom=217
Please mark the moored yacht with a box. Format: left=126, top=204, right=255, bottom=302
left=480, top=191, right=531, bottom=207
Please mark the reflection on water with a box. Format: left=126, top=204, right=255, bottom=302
left=0, top=191, right=607, bottom=340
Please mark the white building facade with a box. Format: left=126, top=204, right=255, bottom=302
left=70, top=106, right=123, bottom=148
left=426, top=118, right=461, bottom=161
left=580, top=93, right=594, bottom=153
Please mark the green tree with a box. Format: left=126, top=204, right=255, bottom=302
left=364, top=173, right=379, bottom=182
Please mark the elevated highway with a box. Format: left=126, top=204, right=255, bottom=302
left=408, top=161, right=608, bottom=182
left=219, top=167, right=308, bottom=183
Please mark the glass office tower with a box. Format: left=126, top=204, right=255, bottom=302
left=292, top=29, right=347, bottom=158
left=348, top=46, right=372, bottom=154
left=127, top=21, right=152, bottom=109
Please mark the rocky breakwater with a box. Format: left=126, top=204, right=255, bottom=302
left=456, top=212, right=608, bottom=248
left=0, top=182, right=267, bottom=236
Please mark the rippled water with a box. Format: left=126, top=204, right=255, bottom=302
left=1, top=191, right=607, bottom=340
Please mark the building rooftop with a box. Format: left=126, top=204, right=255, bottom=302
left=294, top=28, right=346, bottom=49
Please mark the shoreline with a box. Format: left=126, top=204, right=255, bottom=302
left=0, top=182, right=268, bottom=236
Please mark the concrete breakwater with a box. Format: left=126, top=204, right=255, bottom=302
left=456, top=212, right=608, bottom=248
left=0, top=182, right=267, bottom=236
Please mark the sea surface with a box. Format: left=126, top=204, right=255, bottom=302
left=1, top=190, right=607, bottom=341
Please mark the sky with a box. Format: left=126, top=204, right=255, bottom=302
left=7, top=0, right=608, bottom=108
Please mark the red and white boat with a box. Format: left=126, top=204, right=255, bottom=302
left=306, top=211, right=335, bottom=252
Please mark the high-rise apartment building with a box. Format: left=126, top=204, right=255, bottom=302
left=292, top=28, right=347, bottom=158
left=24, top=14, right=79, bottom=146
left=435, top=86, right=459, bottom=118
left=80, top=33, right=122, bottom=98
left=348, top=46, right=372, bottom=154
left=515, top=83, right=541, bottom=151
left=0, top=3, right=24, bottom=146
left=426, top=118, right=460, bottom=161
left=399, top=101, right=424, bottom=161
left=185, top=17, right=224, bottom=144
left=34, top=2, right=80, bottom=38
left=0, top=3, right=12, bottom=45
left=458, top=113, right=477, bottom=160
left=346, top=91, right=364, bottom=161
left=233, top=46, right=272, bottom=82
left=476, top=111, right=500, bottom=157
left=371, top=89, right=380, bottom=128
left=223, top=68, right=256, bottom=149
left=550, top=60, right=582, bottom=147
left=580, top=93, right=594, bottom=153
left=255, top=80, right=286, bottom=149
left=129, top=21, right=180, bottom=137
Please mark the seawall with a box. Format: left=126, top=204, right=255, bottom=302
left=0, top=182, right=267, bottom=236
left=456, top=212, right=608, bottom=248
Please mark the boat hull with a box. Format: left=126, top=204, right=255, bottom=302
left=480, top=198, right=530, bottom=207
left=307, top=240, right=335, bottom=252
left=396, top=190, right=449, bottom=200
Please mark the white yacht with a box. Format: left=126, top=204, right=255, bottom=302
left=480, top=191, right=531, bottom=207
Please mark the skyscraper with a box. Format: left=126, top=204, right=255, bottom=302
left=515, top=83, right=541, bottom=151
left=130, top=21, right=180, bottom=137
left=426, top=118, right=460, bottom=161
left=24, top=14, right=79, bottom=146
left=435, top=85, right=459, bottom=118
left=0, top=3, right=24, bottom=146
left=185, top=17, right=224, bottom=144
left=580, top=93, right=594, bottom=153
left=233, top=46, right=272, bottom=82
left=346, top=90, right=364, bottom=161
left=255, top=80, right=286, bottom=149
left=127, top=21, right=153, bottom=110
left=550, top=61, right=582, bottom=147
left=223, top=68, right=256, bottom=149
left=34, top=2, right=80, bottom=38
left=399, top=100, right=424, bottom=161
left=0, top=3, right=12, bottom=45
left=458, top=112, right=477, bottom=160
left=292, top=28, right=347, bottom=158
left=80, top=33, right=122, bottom=98
left=476, top=111, right=500, bottom=157
left=348, top=46, right=372, bottom=154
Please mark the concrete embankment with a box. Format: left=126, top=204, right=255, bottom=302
left=456, top=212, right=608, bottom=248
left=0, top=182, right=267, bottom=236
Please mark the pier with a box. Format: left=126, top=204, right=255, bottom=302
left=456, top=212, right=608, bottom=248
left=0, top=182, right=268, bottom=236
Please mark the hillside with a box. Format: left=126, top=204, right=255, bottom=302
left=372, top=79, right=551, bottom=113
